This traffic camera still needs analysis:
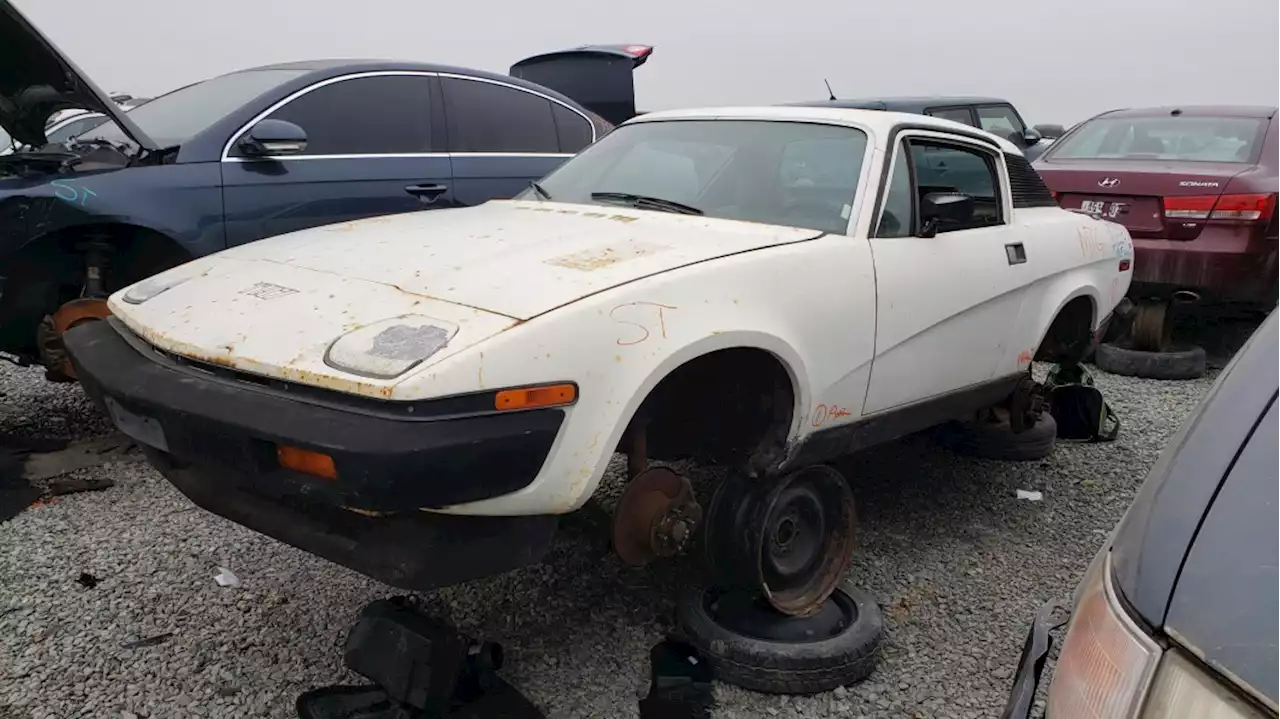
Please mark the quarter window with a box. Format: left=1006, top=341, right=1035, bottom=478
left=442, top=77, right=560, bottom=153
left=551, top=103, right=594, bottom=152
left=256, top=75, right=433, bottom=155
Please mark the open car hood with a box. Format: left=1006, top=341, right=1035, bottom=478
left=0, top=0, right=155, bottom=149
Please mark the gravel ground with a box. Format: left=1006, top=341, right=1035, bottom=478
left=0, top=350, right=1229, bottom=719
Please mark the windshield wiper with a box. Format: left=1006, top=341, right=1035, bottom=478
left=529, top=181, right=552, bottom=200
left=590, top=192, right=703, bottom=216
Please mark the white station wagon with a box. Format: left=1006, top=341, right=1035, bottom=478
left=65, top=106, right=1133, bottom=622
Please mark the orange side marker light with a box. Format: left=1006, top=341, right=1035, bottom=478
left=494, top=383, right=577, bottom=411
left=278, top=445, right=338, bottom=480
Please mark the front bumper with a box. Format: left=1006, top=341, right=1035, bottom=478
left=64, top=318, right=564, bottom=590
left=1000, top=599, right=1071, bottom=719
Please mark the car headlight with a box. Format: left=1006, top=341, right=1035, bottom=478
left=324, top=315, right=458, bottom=379
left=121, top=271, right=196, bottom=304
left=1046, top=552, right=1161, bottom=717
left=1142, top=650, right=1269, bottom=718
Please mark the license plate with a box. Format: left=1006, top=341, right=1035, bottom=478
left=1079, top=199, right=1129, bottom=220
left=105, top=397, right=169, bottom=452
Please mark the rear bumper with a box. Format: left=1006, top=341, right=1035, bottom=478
left=63, top=318, right=563, bottom=590
left=1131, top=238, right=1277, bottom=305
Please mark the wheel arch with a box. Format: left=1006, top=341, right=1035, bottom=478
left=1032, top=286, right=1102, bottom=364
left=615, top=330, right=811, bottom=476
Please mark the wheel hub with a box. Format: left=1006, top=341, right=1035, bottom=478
left=611, top=467, right=702, bottom=567
left=703, top=465, right=857, bottom=617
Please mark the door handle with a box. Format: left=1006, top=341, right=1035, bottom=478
left=1005, top=242, right=1027, bottom=265
left=404, top=183, right=448, bottom=204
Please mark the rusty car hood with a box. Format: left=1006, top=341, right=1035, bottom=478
left=1, top=1, right=155, bottom=150
left=212, top=199, right=826, bottom=320
left=106, top=200, right=823, bottom=392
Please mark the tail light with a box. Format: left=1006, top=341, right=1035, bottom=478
left=1163, top=193, right=1278, bottom=223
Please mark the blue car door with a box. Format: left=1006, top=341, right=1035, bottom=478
left=439, top=74, right=597, bottom=205
left=220, top=73, right=454, bottom=246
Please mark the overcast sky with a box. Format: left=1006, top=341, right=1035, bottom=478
left=15, top=0, right=1279, bottom=126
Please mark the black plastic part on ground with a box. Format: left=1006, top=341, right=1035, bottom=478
left=940, top=413, right=1058, bottom=461
left=639, top=639, right=715, bottom=719
left=1094, top=341, right=1207, bottom=381
left=676, top=580, right=884, bottom=694
left=296, top=680, right=545, bottom=719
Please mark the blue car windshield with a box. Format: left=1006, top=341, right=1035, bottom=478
left=83, top=68, right=308, bottom=149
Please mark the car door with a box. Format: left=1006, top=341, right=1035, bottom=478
left=439, top=75, right=594, bottom=205
left=220, top=73, right=454, bottom=246
left=863, top=130, right=1025, bottom=414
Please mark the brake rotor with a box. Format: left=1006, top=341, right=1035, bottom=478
left=38, top=297, right=113, bottom=382
left=611, top=467, right=702, bottom=567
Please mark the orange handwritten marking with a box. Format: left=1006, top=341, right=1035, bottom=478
left=812, top=404, right=852, bottom=427
left=610, top=302, right=677, bottom=346
left=1017, top=350, right=1034, bottom=368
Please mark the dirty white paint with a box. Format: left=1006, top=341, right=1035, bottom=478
left=108, top=107, right=1132, bottom=517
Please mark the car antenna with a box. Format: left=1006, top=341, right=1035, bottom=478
left=824, top=79, right=837, bottom=101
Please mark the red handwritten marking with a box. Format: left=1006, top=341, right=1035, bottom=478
left=812, top=404, right=852, bottom=427
left=610, top=302, right=677, bottom=346
left=1017, top=350, right=1033, bottom=368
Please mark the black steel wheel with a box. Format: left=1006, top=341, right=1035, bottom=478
left=676, top=580, right=883, bottom=694
left=701, top=466, right=856, bottom=616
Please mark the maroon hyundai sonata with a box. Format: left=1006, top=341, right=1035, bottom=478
left=1033, top=106, right=1277, bottom=350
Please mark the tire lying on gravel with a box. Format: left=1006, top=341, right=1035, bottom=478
left=940, top=413, right=1057, bottom=461
left=675, top=580, right=883, bottom=695
left=1093, top=341, right=1207, bottom=381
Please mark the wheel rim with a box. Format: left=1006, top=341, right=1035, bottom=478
left=702, top=585, right=858, bottom=644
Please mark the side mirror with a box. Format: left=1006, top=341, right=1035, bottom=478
left=919, top=192, right=975, bottom=237
left=1033, top=123, right=1066, bottom=140
left=237, top=119, right=307, bottom=157
left=1021, top=127, right=1043, bottom=146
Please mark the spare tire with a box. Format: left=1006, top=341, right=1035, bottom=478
left=940, top=413, right=1057, bottom=461
left=675, top=580, right=883, bottom=695
left=1094, top=341, right=1206, bottom=380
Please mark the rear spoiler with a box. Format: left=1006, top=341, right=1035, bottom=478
left=510, top=44, right=653, bottom=126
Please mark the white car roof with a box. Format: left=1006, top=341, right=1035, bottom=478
left=628, top=105, right=1024, bottom=156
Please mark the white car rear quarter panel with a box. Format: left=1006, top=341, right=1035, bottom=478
left=405, top=235, right=878, bottom=515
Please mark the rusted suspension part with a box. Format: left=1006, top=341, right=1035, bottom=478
left=38, top=239, right=115, bottom=382
left=703, top=465, right=857, bottom=617
left=1007, top=374, right=1045, bottom=434
left=1131, top=300, right=1172, bottom=352
left=611, top=467, right=703, bottom=567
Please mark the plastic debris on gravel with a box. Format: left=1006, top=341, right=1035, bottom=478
left=0, top=360, right=1220, bottom=719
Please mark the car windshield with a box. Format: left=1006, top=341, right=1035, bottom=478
left=523, top=119, right=870, bottom=234
left=1049, top=116, right=1267, bottom=163
left=82, top=68, right=309, bottom=149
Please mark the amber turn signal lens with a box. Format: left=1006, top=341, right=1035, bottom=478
left=277, top=445, right=337, bottom=480
left=494, top=383, right=577, bottom=411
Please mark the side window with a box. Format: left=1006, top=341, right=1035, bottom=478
left=976, top=105, right=1026, bottom=142
left=928, top=107, right=975, bottom=126
left=876, top=142, right=913, bottom=238
left=551, top=104, right=594, bottom=153
left=258, top=75, right=433, bottom=156
left=442, top=77, right=559, bottom=153
left=908, top=139, right=1004, bottom=232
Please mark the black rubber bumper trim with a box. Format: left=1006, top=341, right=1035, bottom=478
left=63, top=319, right=564, bottom=511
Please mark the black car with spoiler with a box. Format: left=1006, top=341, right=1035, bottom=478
left=0, top=0, right=652, bottom=382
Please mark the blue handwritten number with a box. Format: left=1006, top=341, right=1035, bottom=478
left=49, top=180, right=95, bottom=206
left=50, top=179, right=78, bottom=202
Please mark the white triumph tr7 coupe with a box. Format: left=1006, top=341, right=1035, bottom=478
left=66, top=106, right=1133, bottom=620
